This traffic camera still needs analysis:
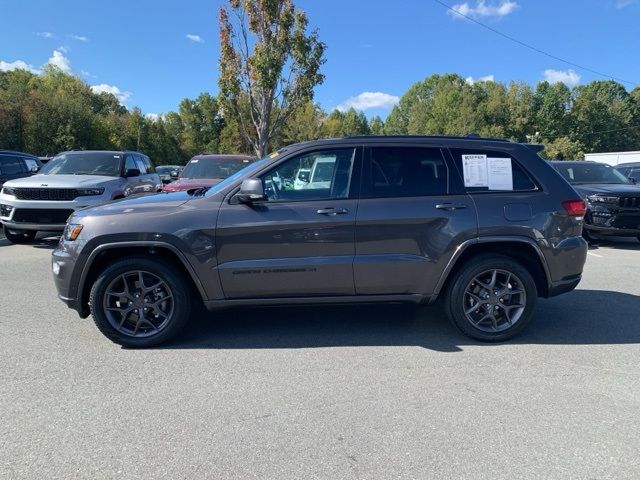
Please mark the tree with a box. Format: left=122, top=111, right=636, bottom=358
left=540, top=136, right=584, bottom=160
left=218, top=0, right=326, bottom=157
left=369, top=115, right=385, bottom=135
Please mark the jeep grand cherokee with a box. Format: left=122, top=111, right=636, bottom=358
left=52, top=136, right=588, bottom=347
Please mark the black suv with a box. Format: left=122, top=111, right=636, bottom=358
left=52, top=136, right=588, bottom=347
left=0, top=150, right=41, bottom=188
left=551, top=161, right=640, bottom=242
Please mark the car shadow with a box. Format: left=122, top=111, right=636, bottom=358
left=589, top=237, right=640, bottom=251
left=0, top=233, right=59, bottom=249
left=158, top=289, right=640, bottom=352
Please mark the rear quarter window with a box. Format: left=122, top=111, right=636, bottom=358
left=448, top=148, right=538, bottom=192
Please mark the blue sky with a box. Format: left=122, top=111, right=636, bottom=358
left=1, top=0, right=639, bottom=118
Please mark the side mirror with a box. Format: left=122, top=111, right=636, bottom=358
left=30, top=166, right=40, bottom=173
left=629, top=177, right=637, bottom=185
left=124, top=168, right=141, bottom=178
left=170, top=170, right=179, bottom=179
left=236, top=178, right=265, bottom=203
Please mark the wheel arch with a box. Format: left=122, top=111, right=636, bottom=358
left=432, top=237, right=552, bottom=301
left=77, top=241, right=207, bottom=318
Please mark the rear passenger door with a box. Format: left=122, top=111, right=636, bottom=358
left=0, top=155, right=29, bottom=187
left=354, top=145, right=477, bottom=296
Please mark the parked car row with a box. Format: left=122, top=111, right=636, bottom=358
left=50, top=134, right=589, bottom=348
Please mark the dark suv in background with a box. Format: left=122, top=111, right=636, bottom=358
left=52, top=136, right=588, bottom=347
left=551, top=161, right=640, bottom=242
left=0, top=150, right=42, bottom=188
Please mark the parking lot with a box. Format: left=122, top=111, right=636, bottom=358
left=1, top=234, right=639, bottom=479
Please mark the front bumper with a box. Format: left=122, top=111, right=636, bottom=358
left=0, top=193, right=110, bottom=231
left=585, top=205, right=640, bottom=237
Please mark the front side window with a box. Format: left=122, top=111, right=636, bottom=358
left=366, top=147, right=448, bottom=198
left=449, top=148, right=537, bottom=192
left=40, top=153, right=123, bottom=177
left=124, top=155, right=137, bottom=173
left=134, top=155, right=147, bottom=174
left=629, top=168, right=640, bottom=181
left=0, top=156, right=27, bottom=175
left=260, top=148, right=356, bottom=202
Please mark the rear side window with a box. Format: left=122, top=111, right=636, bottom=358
left=449, top=148, right=537, bottom=192
left=366, top=147, right=448, bottom=198
left=0, top=156, right=27, bottom=175
left=143, top=156, right=155, bottom=173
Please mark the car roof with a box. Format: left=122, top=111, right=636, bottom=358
left=0, top=150, right=39, bottom=158
left=191, top=154, right=255, bottom=161
left=549, top=161, right=600, bottom=165
left=56, top=150, right=147, bottom=156
left=616, top=162, right=640, bottom=167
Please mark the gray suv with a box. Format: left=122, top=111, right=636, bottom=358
left=52, top=136, right=588, bottom=347
left=1, top=150, right=161, bottom=243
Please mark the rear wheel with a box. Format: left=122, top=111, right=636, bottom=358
left=444, top=255, right=537, bottom=342
left=3, top=225, right=37, bottom=244
left=89, top=257, right=192, bottom=348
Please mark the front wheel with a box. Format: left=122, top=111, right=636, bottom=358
left=89, top=257, right=193, bottom=348
left=444, top=255, right=537, bottom=342
left=3, top=225, right=37, bottom=244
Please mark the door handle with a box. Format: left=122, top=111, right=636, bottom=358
left=435, top=203, right=467, bottom=211
left=317, top=207, right=348, bottom=215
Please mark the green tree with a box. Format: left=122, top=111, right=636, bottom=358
left=218, top=0, right=326, bottom=156
left=369, top=115, right=385, bottom=135
left=540, top=136, right=584, bottom=160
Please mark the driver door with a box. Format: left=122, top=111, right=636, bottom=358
left=216, top=147, right=362, bottom=299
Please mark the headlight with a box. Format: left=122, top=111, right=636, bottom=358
left=63, top=223, right=83, bottom=241
left=587, top=195, right=618, bottom=204
left=2, top=187, right=16, bottom=196
left=76, top=188, right=105, bottom=196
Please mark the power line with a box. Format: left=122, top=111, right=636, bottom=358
left=432, top=0, right=638, bottom=87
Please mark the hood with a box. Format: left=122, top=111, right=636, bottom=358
left=72, top=191, right=194, bottom=219
left=3, top=174, right=120, bottom=189
left=163, top=178, right=223, bottom=192
left=572, top=183, right=640, bottom=197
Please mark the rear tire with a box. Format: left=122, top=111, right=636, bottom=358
left=3, top=225, right=37, bottom=244
left=89, top=256, right=193, bottom=348
left=444, top=254, right=537, bottom=342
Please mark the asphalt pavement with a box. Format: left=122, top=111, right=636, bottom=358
left=1, top=234, right=639, bottom=479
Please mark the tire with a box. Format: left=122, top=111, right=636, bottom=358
left=3, top=225, right=37, bottom=244
left=444, top=254, right=537, bottom=342
left=89, top=256, right=193, bottom=348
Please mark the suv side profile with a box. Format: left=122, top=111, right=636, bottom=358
left=52, top=136, right=588, bottom=348
left=1, top=150, right=161, bottom=243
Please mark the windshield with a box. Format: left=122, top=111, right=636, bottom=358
left=156, top=166, right=179, bottom=174
left=206, top=157, right=270, bottom=196
left=40, top=153, right=122, bottom=176
left=554, top=162, right=630, bottom=185
left=181, top=158, right=250, bottom=179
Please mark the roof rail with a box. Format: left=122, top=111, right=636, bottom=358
left=339, top=134, right=511, bottom=143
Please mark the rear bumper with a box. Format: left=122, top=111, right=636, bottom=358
left=547, top=275, right=582, bottom=297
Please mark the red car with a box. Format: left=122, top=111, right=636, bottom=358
left=162, top=154, right=255, bottom=192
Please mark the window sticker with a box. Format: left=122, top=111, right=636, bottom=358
left=462, top=154, right=488, bottom=187
left=487, top=157, right=513, bottom=190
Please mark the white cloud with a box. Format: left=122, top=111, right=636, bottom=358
left=35, top=31, right=53, bottom=38
left=0, top=59, right=41, bottom=74
left=46, top=49, right=72, bottom=73
left=68, top=34, right=88, bottom=42
left=57, top=45, right=70, bottom=53
left=145, top=113, right=161, bottom=121
left=542, top=69, right=581, bottom=86
left=448, top=1, right=519, bottom=19
left=465, top=74, right=495, bottom=84
left=615, top=0, right=635, bottom=8
left=91, top=83, right=131, bottom=105
left=336, top=91, right=400, bottom=112
left=186, top=34, right=204, bottom=43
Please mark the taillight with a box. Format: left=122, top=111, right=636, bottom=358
left=562, top=199, right=586, bottom=217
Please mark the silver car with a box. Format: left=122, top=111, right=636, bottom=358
left=0, top=150, right=161, bottom=243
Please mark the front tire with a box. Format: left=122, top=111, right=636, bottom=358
left=444, top=255, right=537, bottom=342
left=3, top=225, right=37, bottom=244
left=89, top=257, right=192, bottom=348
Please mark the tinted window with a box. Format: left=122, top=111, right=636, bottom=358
left=0, top=156, right=27, bottom=175
left=627, top=168, right=640, bottom=181
left=449, top=148, right=537, bottom=192
left=41, top=153, right=123, bottom=176
left=143, top=156, right=154, bottom=173
left=554, top=162, right=629, bottom=185
left=367, top=147, right=448, bottom=198
left=124, top=155, right=137, bottom=172
left=260, top=148, right=356, bottom=202
left=134, top=154, right=147, bottom=174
